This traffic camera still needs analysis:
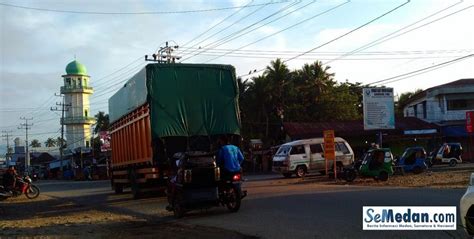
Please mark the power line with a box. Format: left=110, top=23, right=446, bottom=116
left=192, top=0, right=351, bottom=63
left=282, top=0, right=411, bottom=64
left=238, top=0, right=410, bottom=78
left=324, top=1, right=472, bottom=65
left=0, top=0, right=289, bottom=15
left=179, top=0, right=255, bottom=49
left=369, top=54, right=474, bottom=86
left=180, top=0, right=273, bottom=59
left=182, top=0, right=315, bottom=61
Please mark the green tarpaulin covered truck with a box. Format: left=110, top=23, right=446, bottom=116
left=108, top=63, right=241, bottom=198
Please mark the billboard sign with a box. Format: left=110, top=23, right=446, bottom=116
left=363, top=88, right=395, bottom=130
left=99, top=131, right=111, bottom=152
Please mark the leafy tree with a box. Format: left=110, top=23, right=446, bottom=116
left=30, top=139, right=41, bottom=147
left=45, top=138, right=56, bottom=147
left=94, top=111, right=110, bottom=134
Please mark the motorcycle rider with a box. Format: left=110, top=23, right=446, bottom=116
left=217, top=136, right=244, bottom=179
left=2, top=166, right=18, bottom=194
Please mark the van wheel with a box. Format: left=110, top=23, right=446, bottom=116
left=378, top=171, right=389, bottom=181
left=296, top=166, right=306, bottom=178
left=449, top=159, right=457, bottom=167
left=282, top=173, right=292, bottom=178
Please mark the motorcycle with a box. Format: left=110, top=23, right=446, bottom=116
left=0, top=175, right=40, bottom=200
left=166, top=152, right=247, bottom=218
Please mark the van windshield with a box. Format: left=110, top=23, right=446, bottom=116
left=276, top=145, right=291, bottom=156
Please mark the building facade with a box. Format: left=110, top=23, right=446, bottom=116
left=403, top=79, right=474, bottom=124
left=60, top=60, right=95, bottom=150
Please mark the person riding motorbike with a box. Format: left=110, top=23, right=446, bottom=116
left=2, top=166, right=18, bottom=193
left=216, top=136, right=244, bottom=179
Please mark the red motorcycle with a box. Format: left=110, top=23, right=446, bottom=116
left=0, top=175, right=40, bottom=200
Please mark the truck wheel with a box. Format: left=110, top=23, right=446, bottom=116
left=378, top=171, right=389, bottom=181
left=282, top=173, right=292, bottom=178
left=449, top=159, right=457, bottom=167
left=114, top=184, right=124, bottom=194
left=130, top=170, right=142, bottom=199
left=296, top=166, right=307, bottom=178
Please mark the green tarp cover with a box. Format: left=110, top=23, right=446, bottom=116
left=109, top=67, right=147, bottom=123
left=146, top=63, right=241, bottom=138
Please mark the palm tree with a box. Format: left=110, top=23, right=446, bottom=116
left=264, top=59, right=290, bottom=120
left=94, top=111, right=110, bottom=134
left=57, top=137, right=66, bottom=148
left=30, top=139, right=41, bottom=147
left=45, top=138, right=56, bottom=147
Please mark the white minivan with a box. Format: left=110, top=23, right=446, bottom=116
left=272, top=137, right=354, bottom=178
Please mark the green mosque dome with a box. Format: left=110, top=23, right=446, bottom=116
left=65, top=60, right=87, bottom=75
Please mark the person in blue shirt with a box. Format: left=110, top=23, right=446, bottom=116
left=217, top=136, right=244, bottom=175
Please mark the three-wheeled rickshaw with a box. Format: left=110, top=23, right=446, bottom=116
left=396, top=146, right=428, bottom=174
left=428, top=143, right=463, bottom=167
left=344, top=148, right=394, bottom=182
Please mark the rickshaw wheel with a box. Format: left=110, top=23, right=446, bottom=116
left=449, top=159, right=457, bottom=167
left=378, top=171, right=389, bottom=181
left=412, top=166, right=423, bottom=174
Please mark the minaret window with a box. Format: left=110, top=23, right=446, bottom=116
left=85, top=109, right=88, bottom=117
left=66, top=78, right=71, bottom=86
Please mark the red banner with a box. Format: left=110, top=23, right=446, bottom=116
left=467, top=111, right=474, bottom=133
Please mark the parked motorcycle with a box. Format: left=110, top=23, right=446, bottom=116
left=0, top=175, right=40, bottom=200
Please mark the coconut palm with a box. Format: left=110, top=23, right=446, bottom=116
left=45, top=138, right=56, bottom=147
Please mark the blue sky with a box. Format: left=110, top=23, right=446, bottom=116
left=0, top=0, right=473, bottom=150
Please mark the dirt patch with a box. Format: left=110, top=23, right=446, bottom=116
left=0, top=195, right=256, bottom=238
left=292, top=169, right=471, bottom=188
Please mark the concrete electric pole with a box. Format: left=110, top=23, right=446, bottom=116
left=18, top=117, right=33, bottom=170
left=51, top=93, right=71, bottom=174
left=1, top=130, right=13, bottom=165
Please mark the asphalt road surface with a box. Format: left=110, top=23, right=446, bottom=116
left=36, top=174, right=468, bottom=239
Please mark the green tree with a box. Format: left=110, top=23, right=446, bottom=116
left=94, top=111, right=110, bottom=134
left=30, top=139, right=41, bottom=147
left=45, top=138, right=56, bottom=147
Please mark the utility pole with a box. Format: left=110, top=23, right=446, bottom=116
left=18, top=117, right=33, bottom=171
left=145, top=41, right=180, bottom=63
left=51, top=93, right=71, bottom=175
left=1, top=130, right=13, bottom=165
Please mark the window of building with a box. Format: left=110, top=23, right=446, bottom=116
left=78, top=78, right=82, bottom=87
left=84, top=109, right=88, bottom=117
left=422, top=101, right=427, bottom=119
left=66, top=78, right=71, bottom=86
left=86, top=141, right=90, bottom=148
left=413, top=105, right=417, bottom=118
left=447, top=99, right=474, bottom=111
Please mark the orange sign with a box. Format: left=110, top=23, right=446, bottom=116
left=324, top=130, right=336, bottom=160
left=324, top=130, right=337, bottom=178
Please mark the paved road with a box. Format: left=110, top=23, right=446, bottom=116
left=37, top=175, right=468, bottom=239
